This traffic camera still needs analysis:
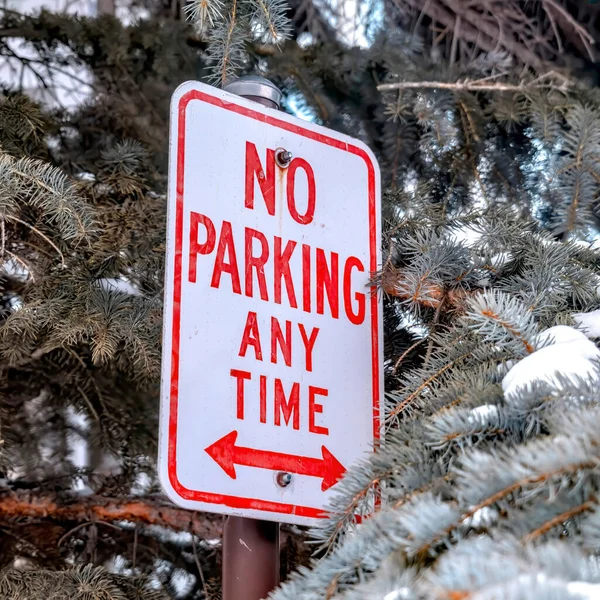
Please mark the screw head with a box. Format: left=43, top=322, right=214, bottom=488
left=276, top=472, right=293, bottom=488
left=275, top=148, right=292, bottom=168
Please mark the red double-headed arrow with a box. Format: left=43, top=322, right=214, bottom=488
left=205, top=430, right=346, bottom=491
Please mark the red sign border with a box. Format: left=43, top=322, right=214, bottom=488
left=167, top=88, right=380, bottom=519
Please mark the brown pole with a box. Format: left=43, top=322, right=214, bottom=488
left=222, top=517, right=280, bottom=600
left=220, top=75, right=284, bottom=600
left=97, top=0, right=115, bottom=14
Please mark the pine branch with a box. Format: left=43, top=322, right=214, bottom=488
left=184, top=0, right=225, bottom=33
left=0, top=564, right=169, bottom=600
left=521, top=498, right=596, bottom=544
left=419, top=462, right=599, bottom=556
left=466, top=291, right=538, bottom=355
left=386, top=353, right=471, bottom=423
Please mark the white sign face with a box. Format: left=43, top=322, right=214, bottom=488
left=159, top=81, right=382, bottom=525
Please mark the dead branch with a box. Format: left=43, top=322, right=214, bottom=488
left=393, top=0, right=597, bottom=67
left=377, top=79, right=570, bottom=92
left=542, top=0, right=595, bottom=60
left=0, top=491, right=223, bottom=539
left=381, top=265, right=472, bottom=311
left=393, top=0, right=509, bottom=60
left=439, top=0, right=544, bottom=67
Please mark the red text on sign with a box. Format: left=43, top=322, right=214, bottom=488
left=245, top=142, right=316, bottom=225
left=238, top=312, right=320, bottom=372
left=229, top=369, right=329, bottom=436
left=188, top=214, right=366, bottom=326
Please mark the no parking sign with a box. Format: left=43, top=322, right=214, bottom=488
left=159, top=80, right=383, bottom=525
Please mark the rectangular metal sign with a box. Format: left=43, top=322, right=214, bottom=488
left=159, top=80, right=382, bottom=525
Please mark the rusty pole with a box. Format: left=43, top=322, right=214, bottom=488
left=97, top=0, right=115, bottom=14
left=222, top=517, right=280, bottom=600
left=221, top=75, right=283, bottom=600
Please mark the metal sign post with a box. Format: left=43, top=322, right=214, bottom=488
left=222, top=513, right=280, bottom=600
left=221, top=75, right=283, bottom=600
left=97, top=0, right=115, bottom=14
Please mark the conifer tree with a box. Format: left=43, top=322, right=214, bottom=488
left=0, top=6, right=224, bottom=597
left=264, top=17, right=600, bottom=600
left=2, top=1, right=600, bottom=599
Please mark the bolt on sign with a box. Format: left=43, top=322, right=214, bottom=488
left=159, top=81, right=383, bottom=525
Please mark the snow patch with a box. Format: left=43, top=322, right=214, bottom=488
left=534, top=325, right=589, bottom=347
left=205, top=538, right=221, bottom=547
left=98, top=277, right=140, bottom=296
left=466, top=506, right=498, bottom=528
left=449, top=226, right=482, bottom=248
left=76, top=171, right=96, bottom=183
left=490, top=252, right=511, bottom=268
left=65, top=405, right=89, bottom=431
left=131, top=471, right=152, bottom=496
left=567, top=581, right=600, bottom=599
left=10, top=297, right=22, bottom=311
left=384, top=590, right=411, bottom=600
left=2, top=259, right=30, bottom=282
left=469, top=405, right=499, bottom=420
left=72, top=477, right=94, bottom=496
left=502, top=325, right=600, bottom=397
left=573, top=310, right=600, bottom=338
left=573, top=238, right=600, bottom=251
